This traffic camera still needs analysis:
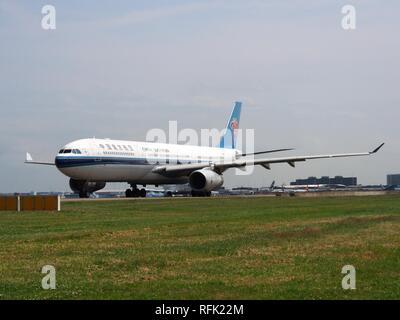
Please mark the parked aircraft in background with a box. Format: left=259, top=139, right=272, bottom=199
left=25, top=102, right=384, bottom=198
left=272, top=184, right=347, bottom=192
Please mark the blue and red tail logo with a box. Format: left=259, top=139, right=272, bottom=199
left=230, top=118, right=239, bottom=131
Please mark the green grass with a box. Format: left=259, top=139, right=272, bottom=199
left=0, top=195, right=399, bottom=299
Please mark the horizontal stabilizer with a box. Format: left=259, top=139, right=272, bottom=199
left=25, top=152, right=55, bottom=166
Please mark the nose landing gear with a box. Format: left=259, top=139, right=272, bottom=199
left=125, top=184, right=147, bottom=198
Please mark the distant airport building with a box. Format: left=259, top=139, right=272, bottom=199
left=290, top=176, right=357, bottom=186
left=387, top=174, right=400, bottom=186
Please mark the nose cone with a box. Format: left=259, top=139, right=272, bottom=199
left=55, top=156, right=68, bottom=175
left=55, top=153, right=72, bottom=170
left=55, top=156, right=62, bottom=168
left=55, top=155, right=75, bottom=178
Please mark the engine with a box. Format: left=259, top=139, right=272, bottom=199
left=189, top=169, right=224, bottom=192
left=69, top=179, right=106, bottom=197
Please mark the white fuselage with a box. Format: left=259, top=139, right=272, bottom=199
left=55, top=138, right=239, bottom=185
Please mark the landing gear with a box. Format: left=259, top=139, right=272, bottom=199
left=139, top=188, right=147, bottom=198
left=191, top=190, right=211, bottom=197
left=125, top=189, right=133, bottom=198
left=125, top=184, right=147, bottom=198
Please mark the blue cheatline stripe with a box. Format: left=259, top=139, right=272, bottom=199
left=55, top=156, right=212, bottom=168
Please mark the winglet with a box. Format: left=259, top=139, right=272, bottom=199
left=370, top=143, right=385, bottom=154
left=25, top=152, right=33, bottom=162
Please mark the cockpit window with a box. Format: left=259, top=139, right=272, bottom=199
left=64, top=149, right=72, bottom=154
left=59, top=149, right=64, bottom=153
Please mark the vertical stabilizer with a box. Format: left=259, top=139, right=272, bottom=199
left=219, top=101, right=242, bottom=149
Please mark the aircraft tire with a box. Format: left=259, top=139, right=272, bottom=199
left=125, top=189, right=133, bottom=198
left=132, top=188, right=140, bottom=197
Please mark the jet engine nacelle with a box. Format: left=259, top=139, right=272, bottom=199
left=69, top=179, right=106, bottom=197
left=189, top=169, right=224, bottom=192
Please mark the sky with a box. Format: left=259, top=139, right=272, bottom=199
left=0, top=0, right=399, bottom=192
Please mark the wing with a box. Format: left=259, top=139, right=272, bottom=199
left=152, top=143, right=384, bottom=176
left=24, top=152, right=55, bottom=166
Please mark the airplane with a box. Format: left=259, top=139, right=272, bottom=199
left=25, top=101, right=384, bottom=198
left=258, top=180, right=276, bottom=193
left=272, top=184, right=341, bottom=192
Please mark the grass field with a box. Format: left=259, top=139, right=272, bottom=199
left=0, top=195, right=399, bottom=299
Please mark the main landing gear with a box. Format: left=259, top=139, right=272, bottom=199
left=125, top=184, right=147, bottom=198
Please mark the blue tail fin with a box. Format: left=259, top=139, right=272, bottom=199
left=219, top=101, right=242, bottom=149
